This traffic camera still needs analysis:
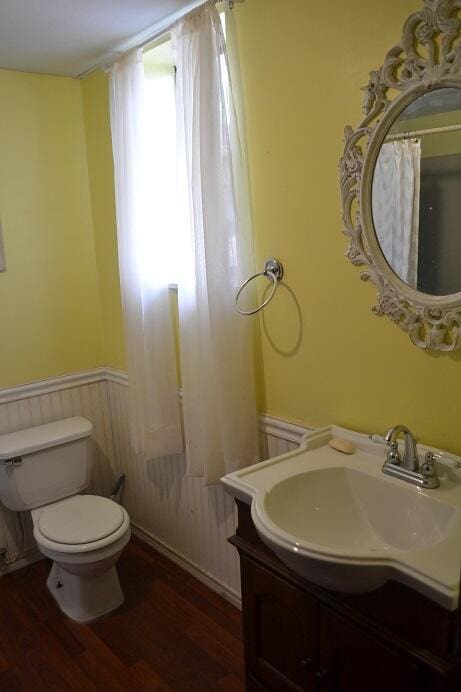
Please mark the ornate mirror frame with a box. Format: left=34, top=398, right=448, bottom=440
left=341, top=0, right=461, bottom=351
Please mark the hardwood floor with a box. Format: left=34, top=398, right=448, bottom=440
left=0, top=537, right=245, bottom=691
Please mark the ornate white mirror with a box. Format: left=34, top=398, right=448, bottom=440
left=341, top=0, right=461, bottom=351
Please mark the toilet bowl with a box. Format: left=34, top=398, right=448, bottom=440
left=0, top=417, right=131, bottom=624
left=32, top=494, right=131, bottom=623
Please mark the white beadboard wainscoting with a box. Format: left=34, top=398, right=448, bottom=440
left=0, top=372, right=123, bottom=575
left=0, top=369, right=309, bottom=604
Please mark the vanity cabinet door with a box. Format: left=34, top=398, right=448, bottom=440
left=317, top=606, right=429, bottom=692
left=241, top=556, right=317, bottom=691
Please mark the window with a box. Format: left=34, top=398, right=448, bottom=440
left=142, top=39, right=182, bottom=287
left=141, top=11, right=227, bottom=287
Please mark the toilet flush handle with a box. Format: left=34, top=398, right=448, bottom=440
left=0, top=457, right=23, bottom=466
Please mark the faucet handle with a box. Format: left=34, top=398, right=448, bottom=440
left=370, top=433, right=402, bottom=464
left=386, top=441, right=402, bottom=465
left=421, top=452, right=438, bottom=479
left=426, top=451, right=461, bottom=470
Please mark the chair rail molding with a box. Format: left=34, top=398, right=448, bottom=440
left=0, top=368, right=311, bottom=442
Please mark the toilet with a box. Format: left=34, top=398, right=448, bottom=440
left=0, top=417, right=130, bottom=623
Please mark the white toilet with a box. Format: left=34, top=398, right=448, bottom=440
left=0, top=417, right=131, bottom=623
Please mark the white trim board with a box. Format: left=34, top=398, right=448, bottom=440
left=0, top=528, right=242, bottom=611
left=0, top=548, right=43, bottom=576
left=259, top=413, right=308, bottom=444
left=0, top=527, right=242, bottom=612
left=0, top=368, right=310, bottom=443
left=0, top=367, right=127, bottom=405
left=131, top=523, right=242, bottom=609
left=0, top=369, right=108, bottom=405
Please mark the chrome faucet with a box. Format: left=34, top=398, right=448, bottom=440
left=381, top=424, right=440, bottom=489
left=384, top=424, right=419, bottom=471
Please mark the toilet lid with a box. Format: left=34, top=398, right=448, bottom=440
left=38, top=495, right=125, bottom=545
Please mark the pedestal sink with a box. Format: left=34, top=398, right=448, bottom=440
left=221, top=425, right=461, bottom=609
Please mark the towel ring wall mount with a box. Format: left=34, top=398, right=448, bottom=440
left=234, top=258, right=284, bottom=316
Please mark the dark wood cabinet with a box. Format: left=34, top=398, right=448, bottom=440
left=242, top=557, right=317, bottom=691
left=317, top=607, right=427, bottom=692
left=231, top=500, right=461, bottom=692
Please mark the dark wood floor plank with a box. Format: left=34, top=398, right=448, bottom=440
left=9, top=623, right=97, bottom=692
left=0, top=668, right=25, bottom=692
left=119, top=540, right=243, bottom=640
left=218, top=673, right=246, bottom=691
left=150, top=577, right=244, bottom=673
left=0, top=648, right=9, bottom=672
left=0, top=536, right=244, bottom=691
left=68, top=616, right=171, bottom=690
left=125, top=660, right=175, bottom=691
left=73, top=650, right=127, bottom=692
left=95, top=593, right=227, bottom=691
left=45, top=615, right=86, bottom=657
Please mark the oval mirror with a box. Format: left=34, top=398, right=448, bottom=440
left=371, top=87, right=461, bottom=296
left=340, top=0, right=461, bottom=351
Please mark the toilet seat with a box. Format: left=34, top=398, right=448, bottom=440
left=32, top=495, right=130, bottom=554
left=38, top=495, right=124, bottom=545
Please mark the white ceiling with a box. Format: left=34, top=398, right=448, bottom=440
left=0, top=0, right=200, bottom=78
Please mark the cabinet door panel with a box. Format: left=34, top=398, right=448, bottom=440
left=241, top=556, right=317, bottom=692
left=319, top=606, right=428, bottom=692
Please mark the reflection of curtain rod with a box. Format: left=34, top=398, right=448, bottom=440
left=386, top=123, right=461, bottom=141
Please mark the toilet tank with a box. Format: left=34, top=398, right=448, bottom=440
left=0, top=417, right=93, bottom=512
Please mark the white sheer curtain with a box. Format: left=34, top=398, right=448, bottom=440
left=109, top=50, right=183, bottom=460
left=173, top=2, right=259, bottom=484
left=372, top=139, right=421, bottom=287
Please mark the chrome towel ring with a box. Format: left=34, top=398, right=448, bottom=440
left=234, top=258, right=284, bottom=316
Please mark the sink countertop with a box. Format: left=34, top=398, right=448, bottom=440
left=221, top=425, right=461, bottom=610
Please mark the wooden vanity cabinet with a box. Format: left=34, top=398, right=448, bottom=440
left=317, top=606, right=428, bottom=692
left=231, top=500, right=461, bottom=692
left=241, top=557, right=317, bottom=691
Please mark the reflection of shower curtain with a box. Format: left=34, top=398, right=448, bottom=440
left=372, top=139, right=421, bottom=287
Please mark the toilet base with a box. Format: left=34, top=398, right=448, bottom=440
left=47, top=561, right=125, bottom=624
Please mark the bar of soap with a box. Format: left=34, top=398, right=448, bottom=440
left=329, top=437, right=355, bottom=454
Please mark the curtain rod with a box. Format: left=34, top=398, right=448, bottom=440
left=77, top=0, right=243, bottom=79
left=385, top=122, right=461, bottom=142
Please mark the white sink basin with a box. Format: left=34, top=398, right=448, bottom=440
left=221, top=425, right=461, bottom=609
left=265, top=467, right=455, bottom=552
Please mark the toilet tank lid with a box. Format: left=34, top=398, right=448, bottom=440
left=0, top=417, right=93, bottom=460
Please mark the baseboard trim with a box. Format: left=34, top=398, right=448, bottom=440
left=131, top=523, right=242, bottom=610
left=0, top=548, right=43, bottom=576
left=0, top=528, right=242, bottom=615
left=0, top=526, right=242, bottom=612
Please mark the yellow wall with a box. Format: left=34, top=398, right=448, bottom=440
left=0, top=70, right=104, bottom=387
left=232, top=0, right=461, bottom=455
left=9, top=0, right=459, bottom=457
left=80, top=0, right=461, bottom=457
left=81, top=71, right=126, bottom=371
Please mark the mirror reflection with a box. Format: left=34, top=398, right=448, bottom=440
left=372, top=87, right=461, bottom=296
